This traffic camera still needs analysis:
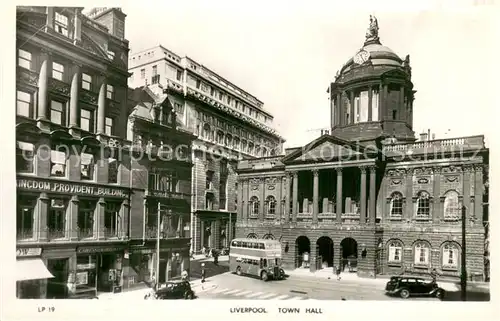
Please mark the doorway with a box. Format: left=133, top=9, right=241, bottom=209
left=46, top=258, right=69, bottom=299
left=159, top=260, right=167, bottom=283
left=340, top=237, right=358, bottom=272
left=316, top=236, right=334, bottom=268
left=295, top=236, right=311, bottom=268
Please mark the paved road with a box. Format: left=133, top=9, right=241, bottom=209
left=195, top=272, right=441, bottom=301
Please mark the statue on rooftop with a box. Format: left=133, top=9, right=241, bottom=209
left=365, top=15, right=380, bottom=43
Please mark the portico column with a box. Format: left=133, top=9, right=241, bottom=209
left=37, top=51, right=51, bottom=122
left=292, top=171, right=298, bottom=223
left=382, top=84, right=388, bottom=120
left=69, top=64, right=81, bottom=128
left=276, top=176, right=283, bottom=223
left=97, top=79, right=107, bottom=134
left=399, top=85, right=405, bottom=121
left=368, top=87, right=373, bottom=121
left=336, top=168, right=343, bottom=223
left=284, top=173, right=292, bottom=223
left=96, top=198, right=106, bottom=240
left=369, top=166, right=377, bottom=224
left=312, top=169, right=319, bottom=224
left=349, top=91, right=355, bottom=123
left=121, top=199, right=130, bottom=239
left=360, top=166, right=367, bottom=223
left=336, top=93, right=342, bottom=127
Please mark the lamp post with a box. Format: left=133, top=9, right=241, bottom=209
left=461, top=205, right=467, bottom=301
left=156, top=201, right=161, bottom=291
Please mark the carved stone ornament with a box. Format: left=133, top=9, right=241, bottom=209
left=18, top=69, right=39, bottom=86
left=81, top=90, right=98, bottom=105
left=414, top=167, right=433, bottom=176
left=386, top=168, right=406, bottom=177
left=265, top=177, right=278, bottom=185
left=442, top=165, right=463, bottom=173
left=365, top=15, right=379, bottom=43
left=417, top=178, right=429, bottom=184
left=474, top=164, right=484, bottom=172
left=390, top=179, right=402, bottom=186
left=108, top=138, right=121, bottom=148
left=49, top=78, right=70, bottom=96
left=463, top=165, right=474, bottom=172
left=445, top=175, right=459, bottom=183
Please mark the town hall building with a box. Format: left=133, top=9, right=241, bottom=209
left=235, top=17, right=489, bottom=281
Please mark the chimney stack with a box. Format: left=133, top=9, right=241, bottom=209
left=419, top=131, right=428, bottom=141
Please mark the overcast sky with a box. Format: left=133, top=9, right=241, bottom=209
left=120, top=0, right=497, bottom=148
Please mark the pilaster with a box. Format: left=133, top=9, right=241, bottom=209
left=68, top=195, right=79, bottom=241
left=369, top=166, right=377, bottom=224
left=37, top=193, right=49, bottom=241
left=336, top=168, right=343, bottom=223
left=360, top=166, right=367, bottom=223
left=312, top=169, right=319, bottom=224
left=292, top=171, right=298, bottom=223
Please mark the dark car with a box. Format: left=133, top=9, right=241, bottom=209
left=153, top=280, right=195, bottom=300
left=385, top=276, right=445, bottom=299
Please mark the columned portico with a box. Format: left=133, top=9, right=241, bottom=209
left=292, top=171, right=298, bottom=223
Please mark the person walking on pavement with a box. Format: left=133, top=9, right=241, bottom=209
left=336, top=265, right=341, bottom=281
left=201, top=263, right=206, bottom=290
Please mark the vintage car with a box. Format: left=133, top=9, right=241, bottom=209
left=146, top=280, right=195, bottom=300
left=385, top=276, right=445, bottom=299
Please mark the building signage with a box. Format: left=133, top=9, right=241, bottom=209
left=16, top=247, right=42, bottom=257
left=76, top=263, right=96, bottom=270
left=17, top=178, right=128, bottom=197
left=77, top=246, right=123, bottom=254
left=130, top=247, right=186, bottom=254
left=149, top=191, right=189, bottom=200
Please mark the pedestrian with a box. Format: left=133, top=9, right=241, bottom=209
left=181, top=270, right=189, bottom=282
left=213, top=250, right=219, bottom=265
left=201, top=263, right=206, bottom=283
left=336, top=265, right=341, bottom=281
left=430, top=268, right=438, bottom=282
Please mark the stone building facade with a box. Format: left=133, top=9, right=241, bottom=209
left=128, top=46, right=284, bottom=253
left=235, top=17, right=489, bottom=281
left=15, top=7, right=132, bottom=298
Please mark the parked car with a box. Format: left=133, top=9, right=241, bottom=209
left=385, top=276, right=445, bottom=299
left=150, top=280, right=195, bottom=300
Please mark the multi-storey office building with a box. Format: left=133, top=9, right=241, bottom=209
left=128, top=46, right=284, bottom=253
left=235, top=18, right=489, bottom=281
left=15, top=6, right=132, bottom=299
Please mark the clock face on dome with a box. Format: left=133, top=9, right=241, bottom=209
left=353, top=50, right=370, bottom=65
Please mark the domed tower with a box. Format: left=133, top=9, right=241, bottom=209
left=329, top=16, right=416, bottom=144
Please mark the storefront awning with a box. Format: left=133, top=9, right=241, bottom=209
left=16, top=259, right=55, bottom=282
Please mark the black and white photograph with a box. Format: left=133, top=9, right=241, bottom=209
left=1, top=1, right=498, bottom=320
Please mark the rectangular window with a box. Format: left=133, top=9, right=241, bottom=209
left=152, top=65, right=157, bottom=76
left=52, top=62, right=64, bottom=81
left=80, top=151, right=95, bottom=180
left=148, top=171, right=177, bottom=193
left=219, top=92, right=223, bottom=101
left=48, top=199, right=67, bottom=239
left=50, top=146, right=67, bottom=177
left=219, top=178, right=227, bottom=210
left=77, top=200, right=95, bottom=239
left=176, top=69, right=182, bottom=81
left=108, top=157, right=118, bottom=183
left=80, top=109, right=94, bottom=132
left=16, top=141, right=34, bottom=173
left=196, top=79, right=201, bottom=89
left=82, top=73, right=92, bottom=90
left=105, top=202, right=120, bottom=238
left=50, top=100, right=65, bottom=125
left=206, top=170, right=214, bottom=190
left=55, top=12, right=69, bottom=36
left=18, top=49, right=32, bottom=70
left=210, top=87, right=215, bottom=97
left=106, top=84, right=114, bottom=100
left=17, top=196, right=36, bottom=240
left=140, top=69, right=145, bottom=79
left=105, top=117, right=114, bottom=136
left=392, top=110, right=397, bottom=120
left=16, top=90, right=32, bottom=118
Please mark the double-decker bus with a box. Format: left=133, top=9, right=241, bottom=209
left=229, top=238, right=285, bottom=281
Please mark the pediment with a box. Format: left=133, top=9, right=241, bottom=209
left=382, top=68, right=407, bottom=79
left=282, top=134, right=375, bottom=164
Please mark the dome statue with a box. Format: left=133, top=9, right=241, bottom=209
left=365, top=15, right=380, bottom=44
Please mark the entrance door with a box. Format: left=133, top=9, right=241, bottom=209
left=159, top=260, right=167, bottom=283
left=46, top=258, right=69, bottom=299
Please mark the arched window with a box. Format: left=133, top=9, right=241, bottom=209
left=250, top=196, right=259, bottom=216
left=255, top=146, right=261, bottom=156
left=266, top=196, right=276, bottom=215
left=202, top=124, right=211, bottom=140
left=263, top=234, right=275, bottom=240
left=387, top=240, right=403, bottom=263
left=247, top=233, right=257, bottom=239
left=262, top=147, right=267, bottom=157
left=442, top=242, right=459, bottom=270
left=416, top=191, right=431, bottom=218
left=414, top=241, right=430, bottom=266
left=248, top=142, right=254, bottom=155
left=217, top=130, right=224, bottom=145
left=443, top=191, right=461, bottom=220
left=225, top=134, right=232, bottom=147
left=389, top=192, right=403, bottom=217
left=233, top=137, right=240, bottom=150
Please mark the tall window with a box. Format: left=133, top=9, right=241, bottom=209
left=108, top=157, right=118, bottom=183
left=390, top=192, right=403, bottom=217
left=16, top=90, right=32, bottom=118
left=250, top=196, right=259, bottom=216
left=105, top=117, right=114, bottom=136
left=217, top=131, right=224, bottom=145
left=105, top=202, right=120, bottom=237
left=414, top=242, right=430, bottom=266
left=442, top=243, right=459, bottom=270
left=77, top=200, right=95, bottom=239
left=17, top=195, right=36, bottom=240
left=416, top=191, right=431, bottom=218
left=219, top=178, right=227, bottom=210
left=266, top=196, right=276, bottom=215
left=50, top=100, right=65, bottom=125
left=371, top=89, right=379, bottom=121
left=206, top=170, right=214, bottom=190
left=443, top=190, right=461, bottom=220
left=140, top=69, right=145, bottom=79
left=176, top=69, right=182, bottom=81
left=54, top=12, right=69, bottom=36
left=152, top=65, right=157, bottom=76
left=388, top=240, right=403, bottom=263
left=80, top=151, right=95, bottom=180
left=80, top=109, right=94, bottom=132
left=205, top=194, right=214, bottom=210
left=196, top=79, right=201, bottom=89
left=149, top=170, right=177, bottom=192
left=18, top=49, right=31, bottom=69
left=16, top=141, right=34, bottom=173
left=203, top=124, right=211, bottom=140
left=52, top=62, right=64, bottom=81
left=82, top=73, right=92, bottom=90
left=48, top=198, right=67, bottom=239
left=106, top=85, right=114, bottom=99
left=50, top=145, right=67, bottom=177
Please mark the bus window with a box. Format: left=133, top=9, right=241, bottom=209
left=242, top=242, right=248, bottom=248
left=275, top=258, right=278, bottom=266
left=259, top=243, right=265, bottom=249
left=231, top=240, right=237, bottom=247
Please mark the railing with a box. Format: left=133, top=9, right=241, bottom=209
left=383, top=135, right=485, bottom=153
left=48, top=228, right=65, bottom=239
left=151, top=75, right=160, bottom=84
left=17, top=229, right=33, bottom=240
left=145, top=227, right=179, bottom=239
left=78, top=228, right=93, bottom=239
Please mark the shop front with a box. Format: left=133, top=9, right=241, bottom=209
left=16, top=247, right=54, bottom=299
